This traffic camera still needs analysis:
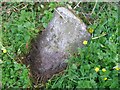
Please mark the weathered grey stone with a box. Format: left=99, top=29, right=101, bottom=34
left=27, top=7, right=91, bottom=83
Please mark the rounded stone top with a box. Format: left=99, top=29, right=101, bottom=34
left=56, top=7, right=79, bottom=21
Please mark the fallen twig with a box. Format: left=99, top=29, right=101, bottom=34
left=92, top=33, right=107, bottom=40
left=81, top=12, right=92, bottom=25
left=54, top=8, right=67, bottom=22
left=73, top=1, right=81, bottom=9
left=90, top=0, right=98, bottom=15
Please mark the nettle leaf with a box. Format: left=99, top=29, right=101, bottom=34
left=24, top=22, right=32, bottom=28
left=71, top=64, right=77, bottom=70
left=18, top=25, right=24, bottom=32
left=108, top=42, right=117, bottom=53
left=43, top=23, right=48, bottom=28
left=24, top=35, right=30, bottom=42
left=77, top=80, right=92, bottom=88
left=38, top=6, right=41, bottom=11
left=34, top=29, right=40, bottom=33
left=97, top=51, right=103, bottom=60
left=110, top=78, right=119, bottom=88
left=90, top=80, right=97, bottom=88
left=44, top=10, right=49, bottom=15
left=80, top=65, right=85, bottom=76
left=41, top=16, right=47, bottom=23
left=49, top=2, right=56, bottom=9
left=84, top=64, right=90, bottom=70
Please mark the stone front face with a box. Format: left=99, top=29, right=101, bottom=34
left=27, top=7, right=91, bottom=83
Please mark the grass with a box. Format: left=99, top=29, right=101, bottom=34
left=1, top=2, right=119, bottom=89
